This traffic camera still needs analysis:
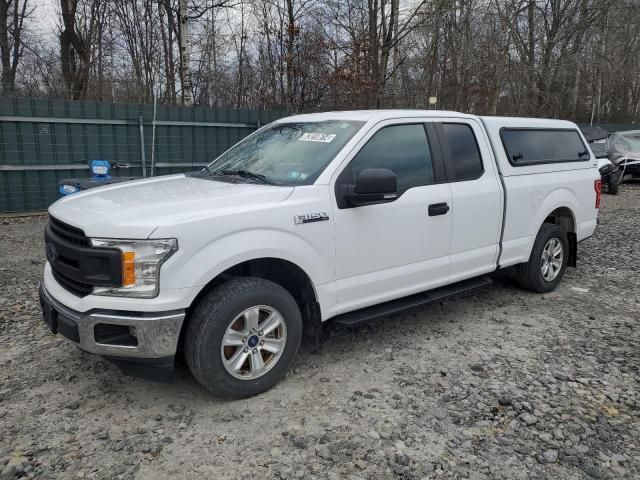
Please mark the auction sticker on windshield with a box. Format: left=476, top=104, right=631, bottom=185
left=299, top=133, right=337, bottom=143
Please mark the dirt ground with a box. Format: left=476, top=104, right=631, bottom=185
left=1, top=185, right=639, bottom=480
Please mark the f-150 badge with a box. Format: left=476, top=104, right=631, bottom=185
left=294, top=213, right=329, bottom=225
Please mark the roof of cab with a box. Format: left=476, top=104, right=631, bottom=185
left=276, top=110, right=477, bottom=123
left=276, top=110, right=579, bottom=130
left=479, top=115, right=578, bottom=130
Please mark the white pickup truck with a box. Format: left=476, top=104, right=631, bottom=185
left=39, top=110, right=600, bottom=398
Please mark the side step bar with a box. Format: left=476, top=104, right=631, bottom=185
left=332, top=276, right=492, bottom=327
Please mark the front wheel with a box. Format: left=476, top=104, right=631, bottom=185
left=516, top=224, right=569, bottom=293
left=185, top=277, right=302, bottom=399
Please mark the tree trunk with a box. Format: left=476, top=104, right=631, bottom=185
left=60, top=0, right=92, bottom=100
left=527, top=0, right=536, bottom=115
left=367, top=0, right=379, bottom=107
left=0, top=0, right=28, bottom=96
left=178, top=0, right=192, bottom=105
left=377, top=0, right=399, bottom=108
left=571, top=59, right=581, bottom=118
left=159, top=1, right=177, bottom=104
left=285, top=0, right=295, bottom=111
left=0, top=0, right=13, bottom=95
left=96, top=11, right=103, bottom=101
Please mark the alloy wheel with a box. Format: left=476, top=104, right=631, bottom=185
left=220, top=305, right=287, bottom=380
left=540, top=238, right=564, bottom=282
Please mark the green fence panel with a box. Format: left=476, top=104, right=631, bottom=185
left=0, top=96, right=286, bottom=212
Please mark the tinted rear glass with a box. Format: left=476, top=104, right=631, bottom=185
left=501, top=129, right=589, bottom=165
left=441, top=123, right=483, bottom=181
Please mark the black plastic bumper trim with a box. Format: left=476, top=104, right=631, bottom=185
left=104, top=355, right=176, bottom=383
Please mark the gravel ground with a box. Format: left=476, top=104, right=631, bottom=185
left=1, top=185, right=639, bottom=480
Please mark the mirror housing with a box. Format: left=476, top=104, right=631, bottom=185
left=345, top=168, right=398, bottom=207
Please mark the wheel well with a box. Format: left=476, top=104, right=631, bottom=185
left=183, top=258, right=322, bottom=347
left=544, top=206, right=575, bottom=233
left=543, top=207, right=577, bottom=267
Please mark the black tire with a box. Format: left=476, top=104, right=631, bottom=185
left=515, top=223, right=569, bottom=293
left=185, top=277, right=302, bottom=399
left=607, top=170, right=622, bottom=195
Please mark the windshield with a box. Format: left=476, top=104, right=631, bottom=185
left=204, top=120, right=364, bottom=185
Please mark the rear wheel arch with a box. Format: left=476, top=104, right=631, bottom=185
left=541, top=206, right=577, bottom=267
left=543, top=206, right=576, bottom=233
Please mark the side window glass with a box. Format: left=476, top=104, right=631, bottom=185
left=441, top=123, right=483, bottom=181
left=501, top=129, right=589, bottom=165
left=349, top=124, right=434, bottom=192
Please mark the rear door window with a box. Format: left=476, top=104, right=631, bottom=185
left=440, top=123, right=484, bottom=181
left=501, top=129, right=589, bottom=165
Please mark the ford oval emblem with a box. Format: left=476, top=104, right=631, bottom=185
left=46, top=242, right=57, bottom=263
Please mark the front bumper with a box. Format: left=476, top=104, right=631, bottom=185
left=39, top=282, right=185, bottom=360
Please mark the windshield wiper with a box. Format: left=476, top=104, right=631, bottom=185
left=217, top=169, right=275, bottom=185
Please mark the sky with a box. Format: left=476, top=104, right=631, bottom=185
left=31, top=0, right=58, bottom=42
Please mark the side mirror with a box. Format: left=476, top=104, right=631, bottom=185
left=345, top=168, right=398, bottom=207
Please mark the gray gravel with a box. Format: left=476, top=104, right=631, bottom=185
left=1, top=185, right=639, bottom=479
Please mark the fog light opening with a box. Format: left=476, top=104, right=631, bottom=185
left=94, top=323, right=139, bottom=347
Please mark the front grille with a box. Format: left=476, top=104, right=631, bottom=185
left=48, top=216, right=94, bottom=297
left=46, top=216, right=123, bottom=298
left=49, top=216, right=91, bottom=247
left=52, top=269, right=93, bottom=297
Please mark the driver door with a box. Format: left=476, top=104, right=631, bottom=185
left=331, top=120, right=452, bottom=314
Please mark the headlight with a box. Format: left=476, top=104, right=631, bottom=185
left=90, top=238, right=177, bottom=298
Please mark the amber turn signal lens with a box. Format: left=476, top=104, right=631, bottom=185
left=122, top=251, right=136, bottom=286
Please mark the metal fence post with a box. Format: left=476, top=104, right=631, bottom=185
left=150, top=95, right=157, bottom=177
left=138, top=116, right=147, bottom=177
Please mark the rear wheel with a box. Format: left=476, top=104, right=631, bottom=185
left=185, top=277, right=302, bottom=399
left=516, top=224, right=569, bottom=293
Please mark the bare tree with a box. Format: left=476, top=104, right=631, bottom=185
left=178, top=0, right=192, bottom=105
left=112, top=0, right=161, bottom=103
left=3, top=0, right=639, bottom=123
left=0, top=0, right=31, bottom=95
left=59, top=0, right=106, bottom=100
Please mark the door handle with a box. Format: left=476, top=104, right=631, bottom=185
left=428, top=202, right=450, bottom=216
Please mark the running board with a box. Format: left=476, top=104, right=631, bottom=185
left=332, top=276, right=492, bottom=327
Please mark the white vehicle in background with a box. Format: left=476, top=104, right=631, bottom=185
left=39, top=110, right=601, bottom=398
left=609, top=129, right=640, bottom=184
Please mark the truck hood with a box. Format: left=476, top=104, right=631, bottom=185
left=48, top=174, right=294, bottom=238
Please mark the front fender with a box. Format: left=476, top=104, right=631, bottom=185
left=167, top=228, right=333, bottom=294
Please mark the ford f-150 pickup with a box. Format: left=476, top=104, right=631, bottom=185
left=39, top=110, right=600, bottom=398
